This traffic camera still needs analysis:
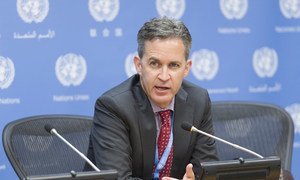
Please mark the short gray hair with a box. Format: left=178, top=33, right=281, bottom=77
left=137, top=17, right=192, bottom=60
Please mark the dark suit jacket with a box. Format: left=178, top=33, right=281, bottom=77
left=88, top=74, right=218, bottom=179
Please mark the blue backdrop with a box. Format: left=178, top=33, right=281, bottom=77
left=1, top=0, right=299, bottom=179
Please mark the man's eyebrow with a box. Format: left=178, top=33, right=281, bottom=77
left=148, top=57, right=181, bottom=63
left=148, top=57, right=160, bottom=62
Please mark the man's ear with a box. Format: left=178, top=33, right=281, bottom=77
left=134, top=55, right=142, bottom=75
left=184, top=59, right=192, bottom=77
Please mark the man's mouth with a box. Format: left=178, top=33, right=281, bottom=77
left=155, top=86, right=170, bottom=91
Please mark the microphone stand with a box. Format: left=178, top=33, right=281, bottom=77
left=50, top=128, right=101, bottom=172
left=190, top=126, right=264, bottom=159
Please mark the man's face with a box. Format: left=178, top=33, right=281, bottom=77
left=134, top=38, right=192, bottom=108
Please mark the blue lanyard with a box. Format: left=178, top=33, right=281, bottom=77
left=153, top=115, right=173, bottom=179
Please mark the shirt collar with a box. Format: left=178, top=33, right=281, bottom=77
left=149, top=98, right=175, bottom=113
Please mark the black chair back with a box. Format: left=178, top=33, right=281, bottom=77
left=211, top=101, right=294, bottom=171
left=2, top=115, right=93, bottom=179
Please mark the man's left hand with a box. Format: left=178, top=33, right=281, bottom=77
left=162, top=163, right=195, bottom=180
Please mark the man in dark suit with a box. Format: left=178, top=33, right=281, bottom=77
left=88, top=17, right=218, bottom=179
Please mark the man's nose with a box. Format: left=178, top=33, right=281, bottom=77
left=158, top=66, right=170, bottom=81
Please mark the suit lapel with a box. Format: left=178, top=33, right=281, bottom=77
left=133, top=82, right=156, bottom=179
left=173, top=87, right=193, bottom=169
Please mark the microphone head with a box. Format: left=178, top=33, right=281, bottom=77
left=44, top=124, right=54, bottom=134
left=181, top=122, right=193, bottom=132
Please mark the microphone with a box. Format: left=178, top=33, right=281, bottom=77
left=44, top=124, right=101, bottom=172
left=181, top=122, right=264, bottom=159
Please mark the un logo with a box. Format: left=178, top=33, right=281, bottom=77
left=286, top=103, right=300, bottom=134
left=88, top=0, right=120, bottom=22
left=125, top=52, right=137, bottom=78
left=252, top=47, right=278, bottom=78
left=191, top=49, right=219, bottom=81
left=220, top=0, right=248, bottom=20
left=156, top=0, right=185, bottom=19
left=16, top=0, right=49, bottom=23
left=0, top=56, right=15, bottom=89
left=55, top=53, right=87, bottom=87
left=280, top=0, right=300, bottom=19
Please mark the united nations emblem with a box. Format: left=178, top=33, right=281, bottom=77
left=88, top=0, right=120, bottom=22
left=156, top=0, right=185, bottom=19
left=55, top=53, right=87, bottom=87
left=16, top=0, right=49, bottom=23
left=285, top=103, right=300, bottom=134
left=0, top=56, right=15, bottom=89
left=220, top=0, right=248, bottom=20
left=191, top=49, right=219, bottom=81
left=252, top=47, right=278, bottom=78
left=125, top=52, right=137, bottom=78
left=279, top=0, right=300, bottom=19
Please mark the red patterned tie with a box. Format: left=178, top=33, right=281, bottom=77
left=157, top=110, right=173, bottom=178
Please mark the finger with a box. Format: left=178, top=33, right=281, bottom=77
left=185, top=163, right=194, bottom=178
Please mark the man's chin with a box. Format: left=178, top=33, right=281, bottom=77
left=151, top=98, right=172, bottom=108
